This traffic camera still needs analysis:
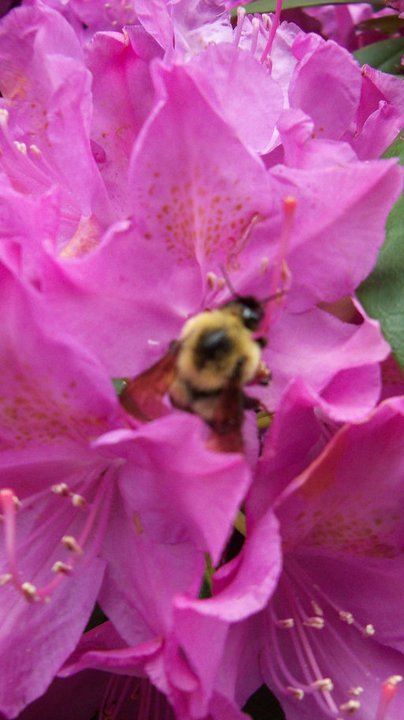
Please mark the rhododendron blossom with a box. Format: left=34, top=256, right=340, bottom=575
left=0, top=264, right=251, bottom=718
left=253, top=392, right=404, bottom=720
left=0, top=0, right=403, bottom=719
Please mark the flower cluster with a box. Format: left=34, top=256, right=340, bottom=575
left=0, top=1, right=403, bottom=719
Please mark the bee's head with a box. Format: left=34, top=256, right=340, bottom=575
left=238, top=296, right=265, bottom=330
left=223, top=296, right=264, bottom=331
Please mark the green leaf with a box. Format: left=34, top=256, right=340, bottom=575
left=382, top=129, right=404, bottom=164
left=357, top=15, right=404, bottom=34
left=358, top=195, right=404, bottom=370
left=112, top=377, right=126, bottom=395
left=358, top=132, right=404, bottom=370
left=354, top=37, right=404, bottom=74
left=239, top=0, right=367, bottom=11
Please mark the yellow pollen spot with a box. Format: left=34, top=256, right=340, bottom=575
left=133, top=512, right=144, bottom=534
left=339, top=611, right=354, bottom=624
left=60, top=216, right=101, bottom=259
left=286, top=687, right=304, bottom=700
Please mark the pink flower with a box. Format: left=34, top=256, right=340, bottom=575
left=31, top=0, right=137, bottom=34
left=0, top=263, right=251, bottom=718
left=247, top=386, right=404, bottom=719
left=0, top=5, right=401, bottom=426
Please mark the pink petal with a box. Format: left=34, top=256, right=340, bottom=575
left=270, top=159, right=403, bottom=308
left=186, top=43, right=283, bottom=153
left=128, top=62, right=275, bottom=276
left=267, top=305, right=389, bottom=420
left=289, top=36, right=361, bottom=139
left=99, top=413, right=252, bottom=564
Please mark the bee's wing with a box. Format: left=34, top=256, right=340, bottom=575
left=120, top=342, right=180, bottom=422
left=207, top=363, right=245, bottom=454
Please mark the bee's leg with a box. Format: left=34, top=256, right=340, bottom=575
left=206, top=360, right=245, bottom=454
left=253, top=359, right=272, bottom=386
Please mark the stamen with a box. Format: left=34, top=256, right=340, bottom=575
left=281, top=586, right=339, bottom=715
left=295, top=564, right=380, bottom=687
left=233, top=7, right=246, bottom=47
left=260, top=0, right=283, bottom=63
left=29, top=144, right=41, bottom=157
left=266, top=607, right=339, bottom=714
left=376, top=676, right=403, bottom=720
left=276, top=618, right=295, bottom=629
left=71, top=493, right=87, bottom=509
left=339, top=611, right=354, bottom=625
left=349, top=687, right=364, bottom=696
left=14, top=141, right=27, bottom=155
left=250, top=17, right=260, bottom=56
left=52, top=561, right=73, bottom=574
left=37, top=471, right=114, bottom=602
left=0, top=573, right=12, bottom=585
left=339, top=699, right=360, bottom=713
left=311, top=600, right=324, bottom=616
left=0, top=108, right=9, bottom=126
left=312, top=584, right=376, bottom=638
left=0, top=489, right=23, bottom=589
left=61, top=535, right=83, bottom=554
left=311, top=678, right=334, bottom=692
left=303, top=616, right=325, bottom=630
left=260, top=196, right=295, bottom=335
left=52, top=483, right=70, bottom=496
left=262, top=13, right=271, bottom=29
left=21, top=582, right=38, bottom=601
left=363, top=624, right=375, bottom=637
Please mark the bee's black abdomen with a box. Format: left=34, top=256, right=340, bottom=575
left=195, top=329, right=233, bottom=368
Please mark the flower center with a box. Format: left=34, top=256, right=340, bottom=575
left=233, top=3, right=283, bottom=63
left=262, top=557, right=402, bottom=719
left=0, top=468, right=114, bottom=602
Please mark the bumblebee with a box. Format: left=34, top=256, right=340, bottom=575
left=120, top=295, right=270, bottom=453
